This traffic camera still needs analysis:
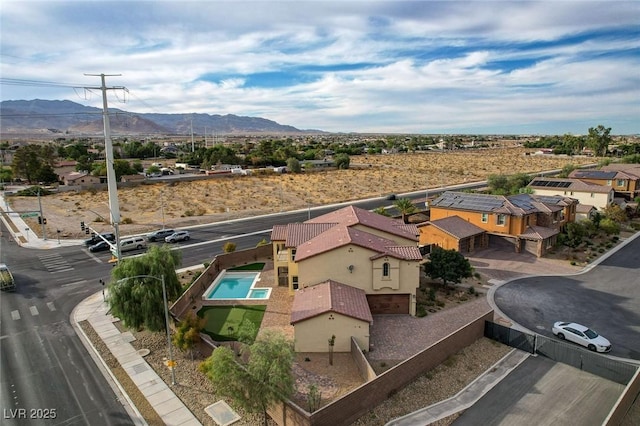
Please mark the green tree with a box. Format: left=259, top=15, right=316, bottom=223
left=393, top=198, right=417, bottom=223
left=199, top=330, right=295, bottom=426
left=107, top=245, right=182, bottom=331
left=603, top=204, right=627, bottom=223
left=286, top=157, right=301, bottom=173
left=173, top=312, right=204, bottom=361
left=11, top=144, right=58, bottom=183
left=586, top=125, right=612, bottom=157
left=487, top=174, right=509, bottom=195
left=557, top=164, right=577, bottom=178
left=334, top=153, right=350, bottom=169
left=424, top=247, right=472, bottom=288
left=373, top=206, right=390, bottom=217
left=563, top=221, right=586, bottom=248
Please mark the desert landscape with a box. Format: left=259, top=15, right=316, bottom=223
left=9, top=148, right=595, bottom=239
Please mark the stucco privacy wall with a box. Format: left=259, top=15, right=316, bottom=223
left=170, top=245, right=273, bottom=318
left=268, top=310, right=494, bottom=426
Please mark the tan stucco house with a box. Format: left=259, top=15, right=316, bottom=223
left=271, top=205, right=422, bottom=316
left=527, top=177, right=614, bottom=211
left=569, top=165, right=640, bottom=201
left=290, top=280, right=373, bottom=352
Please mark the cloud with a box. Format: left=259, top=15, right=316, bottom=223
left=1, top=1, right=638, bottom=134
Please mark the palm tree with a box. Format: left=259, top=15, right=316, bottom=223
left=394, top=198, right=417, bottom=223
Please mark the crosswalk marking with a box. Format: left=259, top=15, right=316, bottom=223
left=29, top=306, right=39, bottom=316
left=47, top=302, right=56, bottom=312
left=38, top=253, right=74, bottom=273
left=8, top=302, right=59, bottom=321
left=11, top=310, right=20, bottom=320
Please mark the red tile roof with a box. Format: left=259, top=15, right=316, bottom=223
left=290, top=280, right=373, bottom=324
left=307, top=205, right=418, bottom=241
left=519, top=225, right=559, bottom=240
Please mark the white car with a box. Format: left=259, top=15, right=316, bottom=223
left=552, top=321, right=611, bottom=353
left=165, top=231, right=190, bottom=243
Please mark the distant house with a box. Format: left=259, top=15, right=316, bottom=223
left=569, top=166, right=640, bottom=201
left=120, top=174, right=145, bottom=183
left=302, top=159, right=335, bottom=170
left=61, top=171, right=102, bottom=187
left=421, top=191, right=578, bottom=257
left=271, top=205, right=422, bottom=316
left=576, top=204, right=598, bottom=221
left=527, top=177, right=614, bottom=211
left=290, top=280, right=373, bottom=352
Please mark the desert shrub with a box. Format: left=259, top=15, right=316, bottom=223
left=416, top=305, right=427, bottom=317
left=468, top=286, right=476, bottom=295
left=600, top=218, right=620, bottom=235
left=436, top=300, right=445, bottom=308
left=598, top=248, right=605, bottom=253
left=473, top=272, right=481, bottom=279
left=428, top=287, right=436, bottom=302
left=121, top=217, right=133, bottom=224
left=222, top=242, right=236, bottom=253
left=570, top=261, right=576, bottom=266
left=93, top=216, right=104, bottom=222
left=184, top=209, right=194, bottom=217
left=196, top=208, right=206, bottom=216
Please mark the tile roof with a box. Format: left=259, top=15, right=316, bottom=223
left=290, top=280, right=373, bottom=325
left=569, top=170, right=618, bottom=180
left=576, top=204, right=596, bottom=213
left=529, top=177, right=612, bottom=194
left=307, top=205, right=418, bottom=241
left=518, top=225, right=559, bottom=240
left=295, top=225, right=422, bottom=261
left=428, top=216, right=486, bottom=239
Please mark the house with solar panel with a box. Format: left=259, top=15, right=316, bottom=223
left=527, top=177, right=614, bottom=212
left=271, top=205, right=422, bottom=318
left=419, top=191, right=578, bottom=257
left=569, top=165, right=640, bottom=201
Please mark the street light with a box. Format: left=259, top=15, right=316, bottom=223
left=115, top=274, right=176, bottom=385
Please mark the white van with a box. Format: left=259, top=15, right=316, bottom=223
left=120, top=237, right=147, bottom=252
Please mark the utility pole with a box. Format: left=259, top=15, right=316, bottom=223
left=190, top=118, right=194, bottom=152
left=84, top=74, right=128, bottom=262
left=37, top=188, right=47, bottom=240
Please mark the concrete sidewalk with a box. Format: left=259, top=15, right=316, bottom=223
left=385, top=349, right=530, bottom=426
left=72, top=291, right=201, bottom=426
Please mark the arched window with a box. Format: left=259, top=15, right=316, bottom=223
left=382, top=262, right=390, bottom=277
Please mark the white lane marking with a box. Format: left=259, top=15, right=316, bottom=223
left=30, top=306, right=39, bottom=316
left=11, top=310, right=20, bottom=320
left=62, top=280, right=87, bottom=288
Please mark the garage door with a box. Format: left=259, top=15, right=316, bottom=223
left=367, top=294, right=410, bottom=314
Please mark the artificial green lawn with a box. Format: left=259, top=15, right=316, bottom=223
left=197, top=305, right=266, bottom=341
left=228, top=263, right=265, bottom=271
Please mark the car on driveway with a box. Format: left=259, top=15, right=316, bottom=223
left=147, top=229, right=175, bottom=242
left=165, top=231, right=190, bottom=243
left=89, top=241, right=111, bottom=253
left=552, top=321, right=611, bottom=352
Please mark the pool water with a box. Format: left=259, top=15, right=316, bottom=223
left=204, top=271, right=271, bottom=300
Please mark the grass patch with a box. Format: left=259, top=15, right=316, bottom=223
left=228, top=263, right=265, bottom=271
left=197, top=305, right=266, bottom=341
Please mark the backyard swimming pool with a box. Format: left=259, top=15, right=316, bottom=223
left=203, top=271, right=271, bottom=300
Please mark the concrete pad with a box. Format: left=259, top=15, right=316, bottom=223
left=146, top=388, right=175, bottom=406
left=153, top=395, right=186, bottom=416
left=130, top=369, right=162, bottom=386
left=162, top=407, right=198, bottom=426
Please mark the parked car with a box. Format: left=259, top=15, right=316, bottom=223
left=147, top=229, right=175, bottom=242
left=89, top=241, right=111, bottom=253
left=552, top=321, right=611, bottom=352
left=120, top=237, right=147, bottom=252
left=84, top=233, right=116, bottom=247
left=165, top=231, right=190, bottom=243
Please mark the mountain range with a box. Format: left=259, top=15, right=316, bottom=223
left=0, top=99, right=314, bottom=136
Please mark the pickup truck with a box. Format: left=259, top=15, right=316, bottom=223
left=0, top=263, right=15, bottom=291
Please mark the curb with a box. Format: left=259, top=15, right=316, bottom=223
left=71, top=292, right=147, bottom=426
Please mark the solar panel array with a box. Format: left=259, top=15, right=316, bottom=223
left=432, top=192, right=504, bottom=212
left=509, top=194, right=537, bottom=211
left=532, top=179, right=572, bottom=188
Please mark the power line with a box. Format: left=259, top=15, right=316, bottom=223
left=0, top=77, right=85, bottom=89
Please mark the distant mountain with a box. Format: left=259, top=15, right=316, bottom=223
left=0, top=99, right=309, bottom=135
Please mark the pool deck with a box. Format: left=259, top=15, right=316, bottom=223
left=196, top=260, right=295, bottom=340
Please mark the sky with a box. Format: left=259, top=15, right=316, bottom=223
left=1, top=1, right=639, bottom=135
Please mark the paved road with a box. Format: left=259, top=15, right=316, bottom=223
left=493, top=233, right=640, bottom=360
left=453, top=355, right=625, bottom=426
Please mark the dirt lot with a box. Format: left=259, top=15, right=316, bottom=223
left=8, top=148, right=594, bottom=239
